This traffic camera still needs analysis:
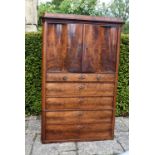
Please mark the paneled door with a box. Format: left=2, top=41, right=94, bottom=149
left=82, top=24, right=118, bottom=73
left=46, top=23, right=83, bottom=73
left=46, top=23, right=118, bottom=74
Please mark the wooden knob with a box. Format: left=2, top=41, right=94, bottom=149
left=78, top=98, right=84, bottom=104
left=77, top=125, right=84, bottom=129
left=96, top=75, right=101, bottom=81
left=77, top=111, right=83, bottom=116
left=62, top=76, right=68, bottom=81
left=78, top=74, right=86, bottom=80
left=78, top=85, right=85, bottom=90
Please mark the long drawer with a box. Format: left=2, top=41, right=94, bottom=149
left=46, top=83, right=114, bottom=97
left=45, top=97, right=113, bottom=110
left=46, top=73, right=115, bottom=82
left=45, top=110, right=112, bottom=125
left=45, top=123, right=112, bottom=141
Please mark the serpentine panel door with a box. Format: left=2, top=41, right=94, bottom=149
left=42, top=13, right=123, bottom=143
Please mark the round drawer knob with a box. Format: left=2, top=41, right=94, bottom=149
left=96, top=75, right=101, bottom=81
left=78, top=74, right=86, bottom=80
left=77, top=125, right=84, bottom=129
left=78, top=85, right=85, bottom=90
left=62, top=76, right=68, bottom=81
left=77, top=111, right=83, bottom=116
left=78, top=98, right=84, bottom=104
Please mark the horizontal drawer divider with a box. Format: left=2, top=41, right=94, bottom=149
left=45, top=120, right=112, bottom=125
left=43, top=109, right=113, bottom=112
left=45, top=95, right=114, bottom=98
left=46, top=81, right=115, bottom=83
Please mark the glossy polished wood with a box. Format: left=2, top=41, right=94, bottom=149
left=42, top=13, right=123, bottom=143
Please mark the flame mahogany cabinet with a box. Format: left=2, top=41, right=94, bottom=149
left=41, top=13, right=124, bottom=143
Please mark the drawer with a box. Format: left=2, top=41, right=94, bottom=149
left=46, top=83, right=114, bottom=97
left=45, top=97, right=113, bottom=110
left=45, top=110, right=112, bottom=124
left=45, top=123, right=112, bottom=141
left=46, top=73, right=115, bottom=82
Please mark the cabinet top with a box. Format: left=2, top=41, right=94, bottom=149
left=42, top=13, right=124, bottom=24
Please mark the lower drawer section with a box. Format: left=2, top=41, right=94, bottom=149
left=45, top=123, right=112, bottom=141
left=45, top=110, right=112, bottom=124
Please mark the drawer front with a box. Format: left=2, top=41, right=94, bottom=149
left=46, top=83, right=114, bottom=97
left=45, top=97, right=113, bottom=110
left=46, top=73, right=115, bottom=82
left=45, top=123, right=112, bottom=141
left=45, top=110, right=112, bottom=124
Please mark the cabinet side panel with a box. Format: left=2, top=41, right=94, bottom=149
left=41, top=20, right=47, bottom=143
left=111, top=27, right=121, bottom=137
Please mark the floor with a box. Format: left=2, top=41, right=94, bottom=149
left=25, top=116, right=129, bottom=155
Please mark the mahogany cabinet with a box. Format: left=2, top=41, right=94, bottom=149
left=41, top=13, right=124, bottom=143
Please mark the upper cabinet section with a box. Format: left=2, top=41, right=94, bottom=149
left=44, top=13, right=123, bottom=74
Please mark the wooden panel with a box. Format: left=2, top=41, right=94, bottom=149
left=46, top=97, right=113, bottom=110
left=46, top=24, right=66, bottom=72
left=101, top=27, right=118, bottom=72
left=82, top=24, right=103, bottom=73
left=82, top=25, right=118, bottom=73
left=46, top=83, right=114, bottom=97
left=46, top=23, right=83, bottom=73
left=46, top=73, right=115, bottom=82
left=45, top=123, right=112, bottom=141
left=46, top=110, right=112, bottom=124
left=65, top=24, right=83, bottom=72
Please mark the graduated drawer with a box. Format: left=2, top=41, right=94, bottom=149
left=46, top=73, right=115, bottom=82
left=46, top=83, right=114, bottom=97
left=45, top=97, right=113, bottom=110
left=45, top=110, right=112, bottom=124
left=45, top=123, right=112, bottom=141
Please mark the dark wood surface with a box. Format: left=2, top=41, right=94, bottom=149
left=41, top=13, right=123, bottom=143
left=42, top=13, right=124, bottom=24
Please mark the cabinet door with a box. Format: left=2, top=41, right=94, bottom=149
left=46, top=23, right=83, bottom=73
left=82, top=24, right=118, bottom=73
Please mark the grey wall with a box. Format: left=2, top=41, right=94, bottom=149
left=25, top=0, right=38, bottom=32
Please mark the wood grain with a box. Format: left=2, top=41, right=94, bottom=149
left=46, top=73, right=115, bottom=82
left=46, top=83, right=114, bottom=97
left=43, top=13, right=124, bottom=24
left=82, top=24, right=103, bottom=73
left=46, top=110, right=112, bottom=124
left=45, top=123, right=112, bottom=141
left=42, top=13, right=123, bottom=143
left=101, top=27, right=118, bottom=73
left=46, top=23, right=83, bottom=73
left=46, top=97, right=113, bottom=110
